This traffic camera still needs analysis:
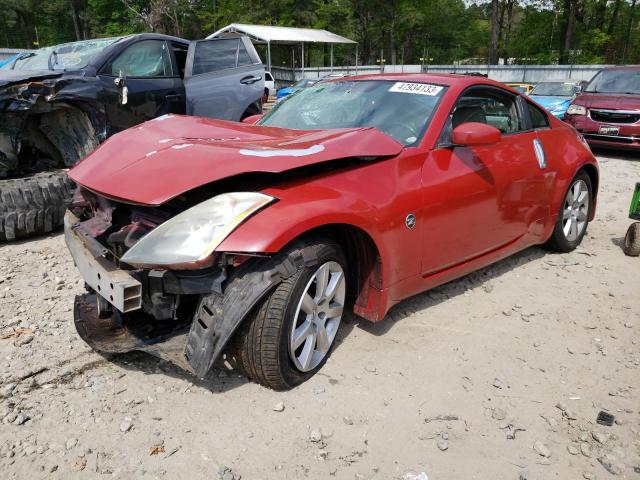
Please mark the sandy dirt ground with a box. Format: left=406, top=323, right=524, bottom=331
left=0, top=151, right=639, bottom=480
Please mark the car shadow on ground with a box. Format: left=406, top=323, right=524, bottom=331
left=104, top=350, right=250, bottom=394
left=346, top=246, right=548, bottom=339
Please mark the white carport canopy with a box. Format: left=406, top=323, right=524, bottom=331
left=207, top=23, right=357, bottom=73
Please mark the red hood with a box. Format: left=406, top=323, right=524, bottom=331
left=69, top=114, right=403, bottom=205
left=576, top=92, right=640, bottom=110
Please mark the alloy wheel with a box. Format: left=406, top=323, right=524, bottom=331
left=289, top=261, right=346, bottom=372
left=562, top=179, right=590, bottom=242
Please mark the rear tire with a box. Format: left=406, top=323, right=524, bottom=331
left=623, top=222, right=640, bottom=257
left=230, top=239, right=347, bottom=390
left=544, top=171, right=592, bottom=253
left=0, top=171, right=74, bottom=241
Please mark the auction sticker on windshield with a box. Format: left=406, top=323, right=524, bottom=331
left=389, top=82, right=443, bottom=95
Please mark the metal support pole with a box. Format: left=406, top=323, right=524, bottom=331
left=301, top=42, right=305, bottom=76
left=330, top=44, right=333, bottom=72
left=267, top=41, right=271, bottom=72
left=355, top=45, right=358, bottom=73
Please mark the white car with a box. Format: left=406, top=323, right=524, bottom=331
left=264, top=71, right=276, bottom=100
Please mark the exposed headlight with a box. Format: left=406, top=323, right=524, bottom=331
left=121, top=192, right=275, bottom=268
left=567, top=104, right=587, bottom=115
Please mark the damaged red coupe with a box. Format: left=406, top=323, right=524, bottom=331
left=65, top=74, right=598, bottom=390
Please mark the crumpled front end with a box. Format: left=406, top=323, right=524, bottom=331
left=0, top=75, right=106, bottom=178
left=64, top=187, right=288, bottom=377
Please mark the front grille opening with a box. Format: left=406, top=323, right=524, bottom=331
left=590, top=110, right=640, bottom=124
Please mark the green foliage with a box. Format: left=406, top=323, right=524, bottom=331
left=0, top=0, right=638, bottom=64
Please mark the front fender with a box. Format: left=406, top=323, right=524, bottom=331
left=217, top=151, right=425, bottom=295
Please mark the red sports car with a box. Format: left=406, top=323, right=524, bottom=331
left=65, top=74, right=598, bottom=390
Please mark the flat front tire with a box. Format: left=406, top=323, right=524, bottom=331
left=230, top=239, right=347, bottom=390
left=544, top=171, right=593, bottom=253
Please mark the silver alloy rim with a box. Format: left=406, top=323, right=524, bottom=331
left=563, top=179, right=589, bottom=242
left=289, top=261, right=346, bottom=372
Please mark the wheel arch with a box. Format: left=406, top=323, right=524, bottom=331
left=218, top=214, right=389, bottom=322
left=291, top=223, right=384, bottom=322
left=576, top=161, right=599, bottom=221
left=240, top=98, right=263, bottom=120
left=579, top=162, right=599, bottom=198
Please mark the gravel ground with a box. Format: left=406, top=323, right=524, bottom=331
left=0, top=151, right=639, bottom=480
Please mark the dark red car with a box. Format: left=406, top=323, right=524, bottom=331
left=65, top=74, right=598, bottom=390
left=565, top=66, right=640, bottom=150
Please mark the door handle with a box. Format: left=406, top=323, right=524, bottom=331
left=240, top=75, right=262, bottom=85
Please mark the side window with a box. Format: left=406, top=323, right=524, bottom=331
left=527, top=102, right=550, bottom=129
left=265, top=72, right=273, bottom=82
left=451, top=89, right=524, bottom=134
left=107, top=40, right=173, bottom=77
left=192, top=39, right=239, bottom=75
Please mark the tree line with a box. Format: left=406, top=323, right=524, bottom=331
left=1, top=0, right=638, bottom=65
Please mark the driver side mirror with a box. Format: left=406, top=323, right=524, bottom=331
left=114, top=71, right=128, bottom=105
left=242, top=114, right=264, bottom=124
left=451, top=122, right=502, bottom=147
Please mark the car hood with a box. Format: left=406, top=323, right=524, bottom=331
left=69, top=114, right=404, bottom=205
left=576, top=92, right=640, bottom=110
left=0, top=69, right=64, bottom=88
left=531, top=96, right=572, bottom=110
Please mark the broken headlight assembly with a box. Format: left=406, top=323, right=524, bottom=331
left=121, top=192, right=276, bottom=268
left=566, top=104, right=587, bottom=116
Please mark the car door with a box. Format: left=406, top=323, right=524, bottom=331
left=184, top=37, right=264, bottom=121
left=98, top=39, right=186, bottom=134
left=421, top=86, right=549, bottom=275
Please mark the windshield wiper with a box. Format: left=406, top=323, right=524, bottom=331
left=10, top=52, right=35, bottom=69
left=47, top=50, right=58, bottom=70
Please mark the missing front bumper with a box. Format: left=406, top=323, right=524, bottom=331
left=65, top=211, right=142, bottom=313
left=74, top=293, right=193, bottom=373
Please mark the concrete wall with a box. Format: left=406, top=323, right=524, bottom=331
left=272, top=64, right=609, bottom=86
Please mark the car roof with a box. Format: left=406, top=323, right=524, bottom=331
left=124, top=33, right=189, bottom=44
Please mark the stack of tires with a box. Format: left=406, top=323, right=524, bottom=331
left=0, top=171, right=74, bottom=241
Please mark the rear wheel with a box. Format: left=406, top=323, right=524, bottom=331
left=0, top=171, right=74, bottom=241
left=623, top=222, right=640, bottom=257
left=544, top=171, right=592, bottom=253
left=231, top=239, right=347, bottom=390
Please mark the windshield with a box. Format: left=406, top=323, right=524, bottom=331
left=260, top=80, right=446, bottom=146
left=11, top=37, right=120, bottom=71
left=531, top=82, right=575, bottom=96
left=585, top=69, right=640, bottom=94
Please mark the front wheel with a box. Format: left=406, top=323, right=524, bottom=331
left=231, top=239, right=347, bottom=390
left=544, top=171, right=593, bottom=253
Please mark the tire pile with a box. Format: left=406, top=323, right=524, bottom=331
left=0, top=171, right=74, bottom=241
